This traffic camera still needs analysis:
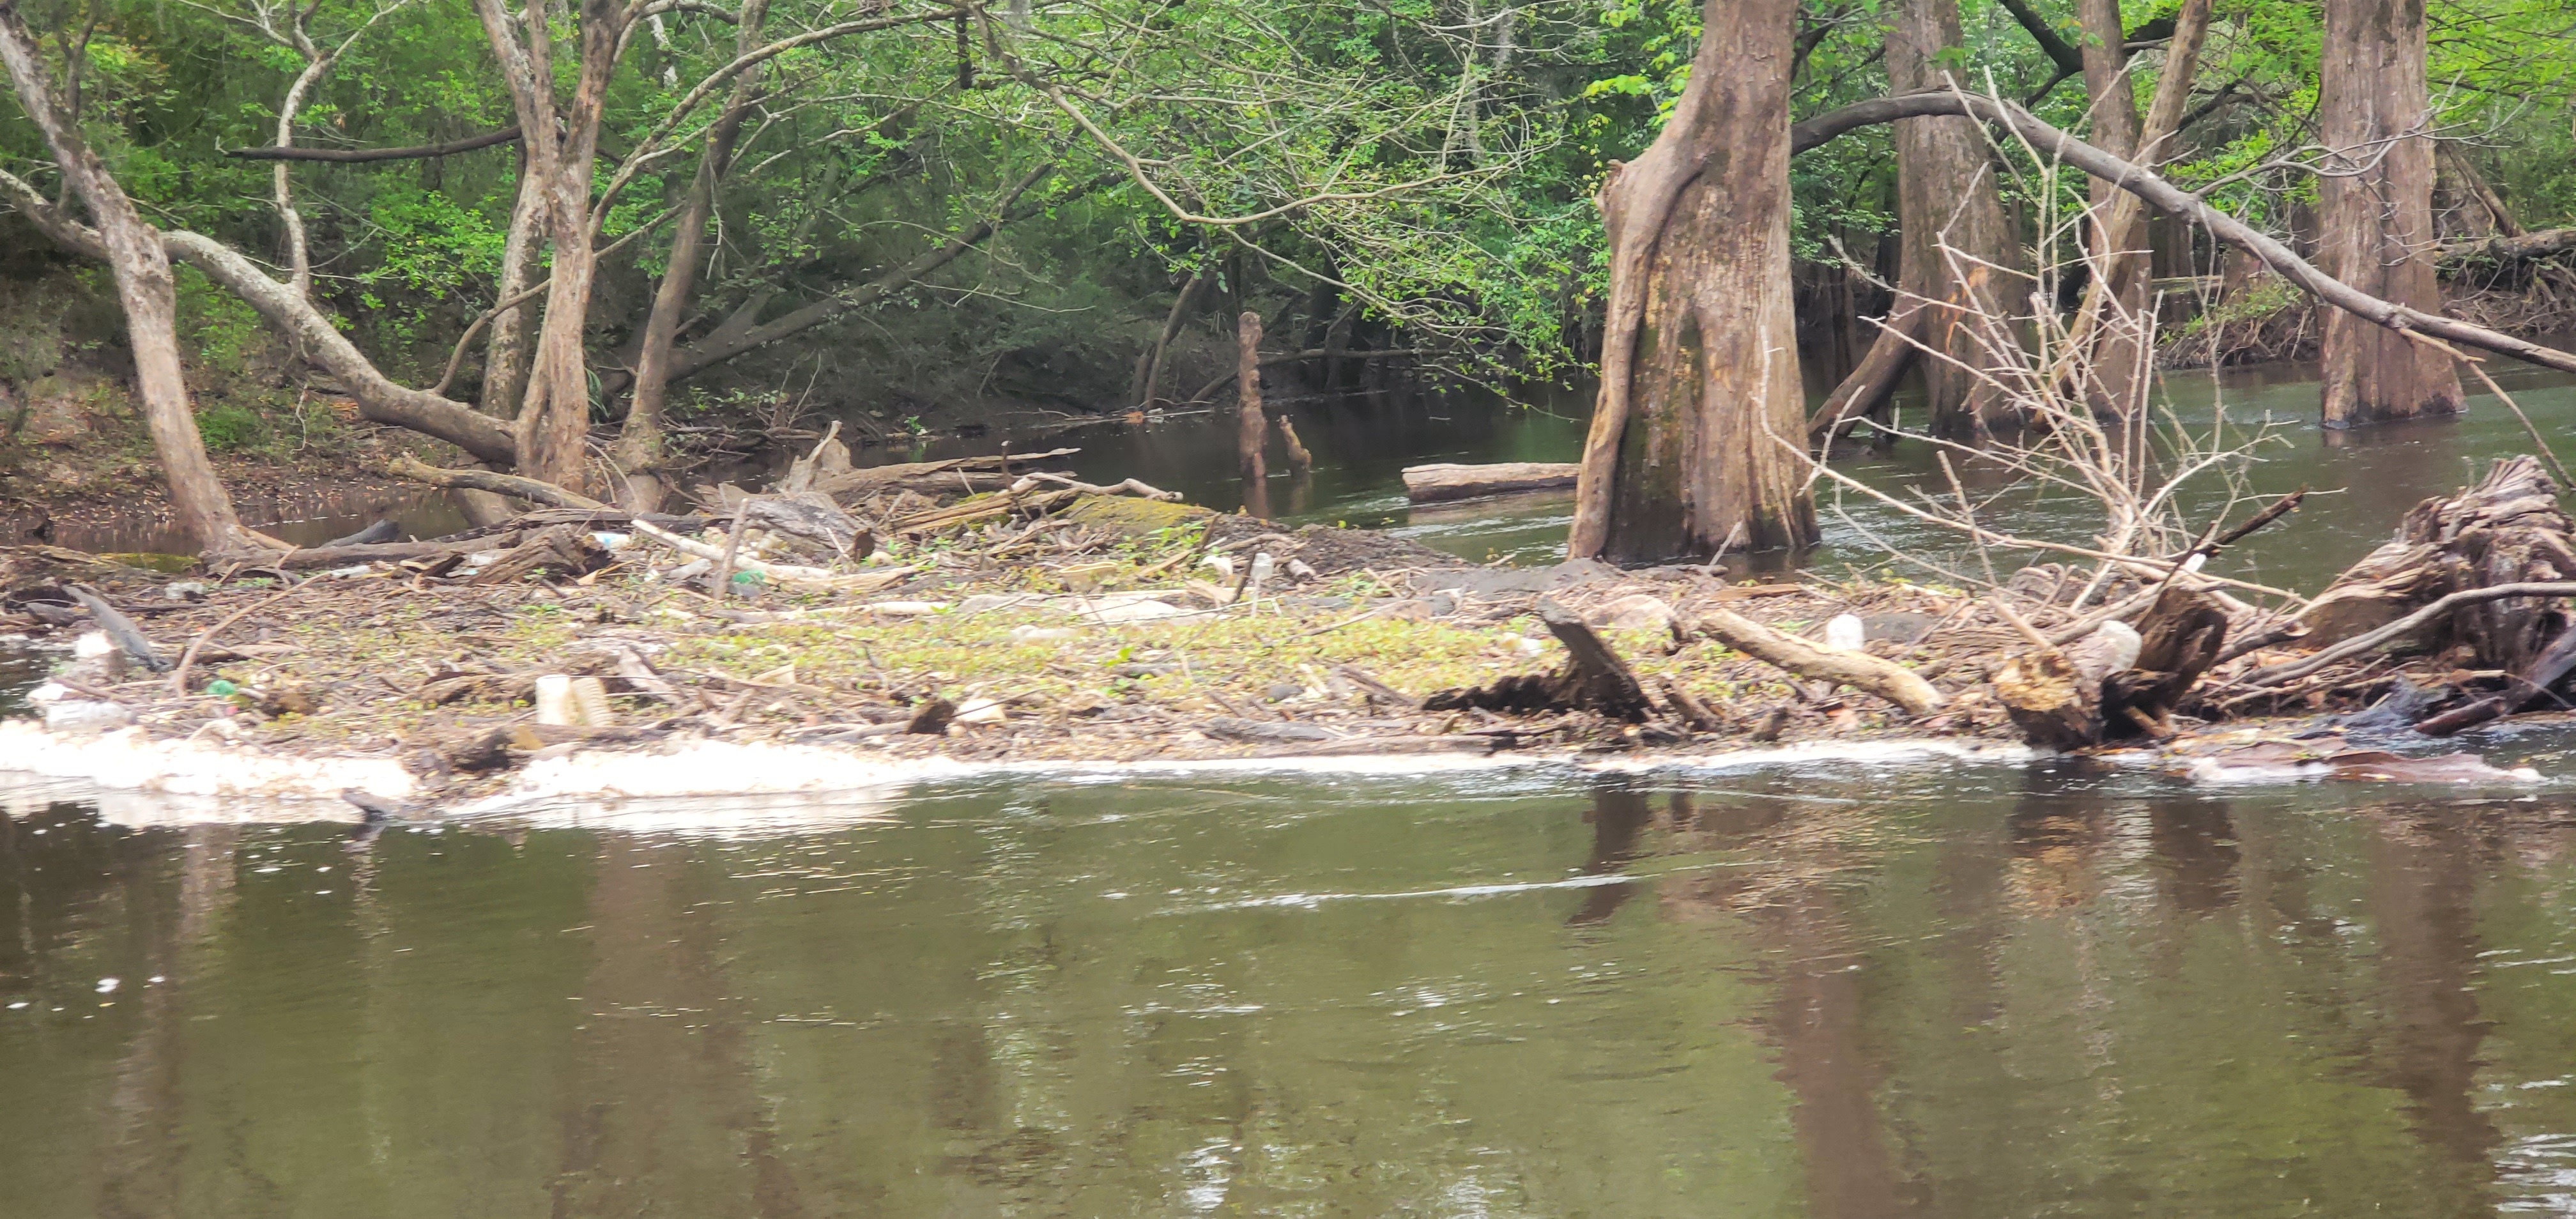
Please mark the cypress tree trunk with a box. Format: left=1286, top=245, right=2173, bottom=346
left=1881, top=0, right=2023, bottom=438
left=2318, top=0, right=2462, bottom=426
left=1568, top=0, right=1815, bottom=562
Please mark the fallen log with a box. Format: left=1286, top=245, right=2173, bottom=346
left=808, top=448, right=1080, bottom=500
left=2441, top=226, right=2576, bottom=271
left=386, top=454, right=608, bottom=509
left=1401, top=462, right=1581, bottom=503
left=206, top=538, right=517, bottom=569
left=1687, top=604, right=1946, bottom=717
left=2294, top=457, right=2576, bottom=670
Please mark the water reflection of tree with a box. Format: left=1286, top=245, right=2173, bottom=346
left=2362, top=806, right=2501, bottom=1204
left=550, top=833, right=811, bottom=1217
left=1639, top=781, right=1928, bottom=1217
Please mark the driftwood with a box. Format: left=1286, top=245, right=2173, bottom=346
left=807, top=448, right=1080, bottom=500
left=387, top=454, right=606, bottom=509
left=744, top=494, right=873, bottom=558
left=2440, top=226, right=2576, bottom=270
left=1401, top=463, right=1582, bottom=503
left=2296, top=456, right=2576, bottom=671
left=1687, top=604, right=1947, bottom=717
left=1992, top=624, right=2138, bottom=749
left=2414, top=619, right=2576, bottom=736
left=467, top=525, right=613, bottom=585
left=216, top=539, right=520, bottom=569
left=65, top=584, right=170, bottom=671
left=1995, top=586, right=2230, bottom=747
left=1423, top=601, right=1654, bottom=721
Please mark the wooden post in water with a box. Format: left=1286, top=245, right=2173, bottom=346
left=1236, top=311, right=1271, bottom=518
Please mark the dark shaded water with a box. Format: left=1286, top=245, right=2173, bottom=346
left=854, top=356, right=2576, bottom=592
left=10, top=761, right=2576, bottom=1215
left=72, top=356, right=2576, bottom=591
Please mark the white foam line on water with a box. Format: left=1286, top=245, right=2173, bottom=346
left=0, top=719, right=2036, bottom=829
left=1184, top=861, right=1735, bottom=911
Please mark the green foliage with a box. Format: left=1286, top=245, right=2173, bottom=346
left=193, top=402, right=268, bottom=452
left=3, top=0, right=2572, bottom=433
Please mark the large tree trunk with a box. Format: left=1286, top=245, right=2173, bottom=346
left=2317, top=0, right=2462, bottom=427
left=0, top=5, right=242, bottom=551
left=1880, top=0, right=2023, bottom=438
left=612, top=0, right=770, bottom=512
left=1568, top=0, right=1816, bottom=562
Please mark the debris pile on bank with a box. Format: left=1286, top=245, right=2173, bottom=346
left=6, top=450, right=2575, bottom=803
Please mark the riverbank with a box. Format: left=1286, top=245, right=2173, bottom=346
left=6, top=487, right=2559, bottom=816
left=2, top=518, right=2043, bottom=808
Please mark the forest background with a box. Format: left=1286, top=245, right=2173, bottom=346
left=2, top=0, right=2573, bottom=539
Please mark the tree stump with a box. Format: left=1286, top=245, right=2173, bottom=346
left=2103, top=586, right=2230, bottom=737
left=1423, top=601, right=1655, bottom=721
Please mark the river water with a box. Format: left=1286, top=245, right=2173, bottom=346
left=13, top=364, right=2576, bottom=1213
left=8, top=760, right=2576, bottom=1215
left=1008, top=356, right=2576, bottom=592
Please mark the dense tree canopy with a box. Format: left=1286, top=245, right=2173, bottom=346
left=4, top=0, right=2574, bottom=546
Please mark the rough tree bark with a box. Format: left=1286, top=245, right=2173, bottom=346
left=0, top=2, right=243, bottom=549
left=480, top=168, right=548, bottom=422
left=1568, top=0, right=1817, bottom=562
left=1866, top=0, right=2021, bottom=438
left=2317, top=0, right=2463, bottom=426
left=612, top=0, right=771, bottom=512
left=1784, top=91, right=2576, bottom=377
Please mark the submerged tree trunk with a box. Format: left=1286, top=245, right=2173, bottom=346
left=0, top=6, right=242, bottom=550
left=1879, top=0, right=2022, bottom=438
left=2317, top=0, right=2462, bottom=426
left=1568, top=0, right=1816, bottom=562
left=1236, top=311, right=1270, bottom=518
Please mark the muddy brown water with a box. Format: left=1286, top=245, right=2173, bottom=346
left=13, top=363, right=2576, bottom=1213
left=10, top=759, right=2576, bottom=1215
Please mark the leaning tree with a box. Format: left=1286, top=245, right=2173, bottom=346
left=1811, top=0, right=2023, bottom=443
left=1568, top=0, right=1816, bottom=564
